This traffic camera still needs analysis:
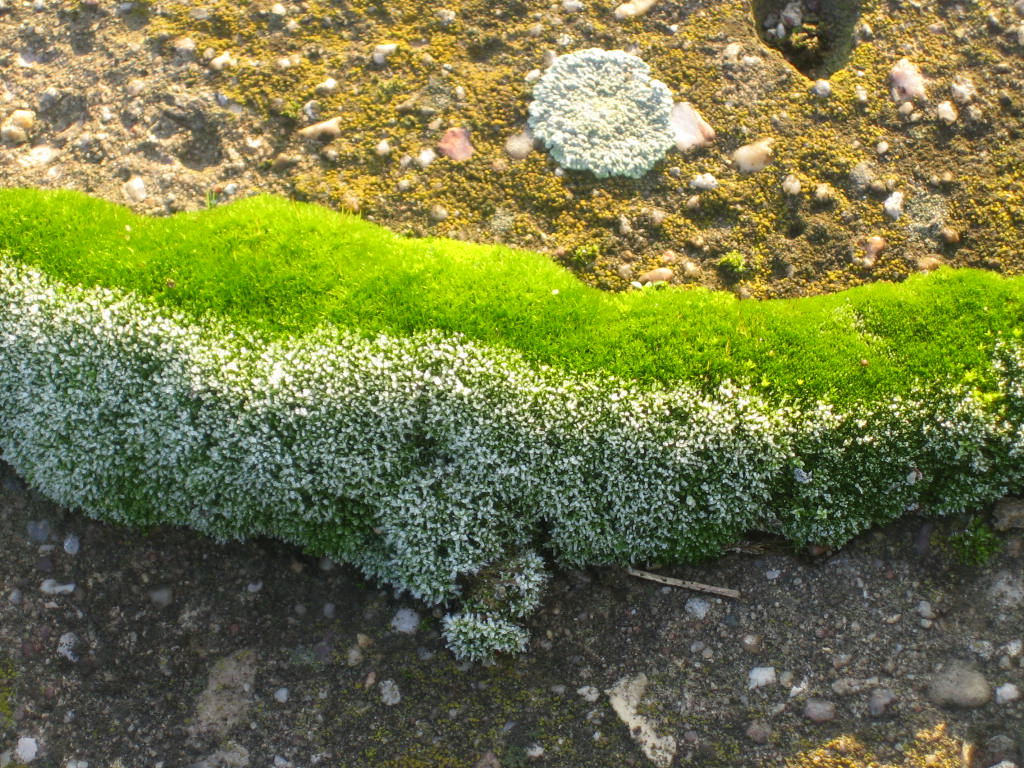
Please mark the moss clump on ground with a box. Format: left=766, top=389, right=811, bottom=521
left=3, top=188, right=1024, bottom=406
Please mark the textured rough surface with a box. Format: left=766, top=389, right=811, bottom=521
left=2, top=461, right=1021, bottom=766
left=527, top=49, right=675, bottom=179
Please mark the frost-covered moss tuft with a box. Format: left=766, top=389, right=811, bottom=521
left=441, top=613, right=530, bottom=663
left=2, top=257, right=1023, bottom=660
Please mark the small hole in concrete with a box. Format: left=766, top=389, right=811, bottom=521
left=752, top=0, right=862, bottom=79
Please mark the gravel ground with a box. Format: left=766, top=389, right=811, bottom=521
left=2, top=459, right=1023, bottom=767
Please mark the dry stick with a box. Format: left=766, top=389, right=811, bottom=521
left=625, top=567, right=741, bottom=600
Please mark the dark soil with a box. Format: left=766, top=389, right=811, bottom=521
left=2, top=460, right=1022, bottom=767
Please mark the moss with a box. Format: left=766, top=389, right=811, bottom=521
left=0, top=654, right=14, bottom=729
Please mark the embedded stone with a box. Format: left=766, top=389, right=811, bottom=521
left=927, top=661, right=991, bottom=708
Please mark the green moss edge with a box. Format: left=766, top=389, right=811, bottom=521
left=2, top=187, right=1022, bottom=405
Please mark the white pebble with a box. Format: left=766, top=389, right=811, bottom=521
left=379, top=679, right=402, bottom=706
left=122, top=175, right=147, bottom=203
left=375, top=138, right=392, bottom=156
left=689, top=172, right=719, bottom=191
left=883, top=191, right=904, bottom=220
left=57, top=632, right=79, bottom=662
left=950, top=76, right=976, bottom=104
left=685, top=598, right=710, bottom=619
left=416, top=148, right=437, bottom=168
left=209, top=51, right=236, bottom=71
left=562, top=0, right=583, bottom=11
left=936, top=100, right=958, bottom=125
left=40, top=579, right=75, bottom=595
left=505, top=129, right=534, bottom=160
left=782, top=174, right=801, bottom=196
left=889, top=58, right=927, bottom=102
left=173, top=36, right=196, bottom=56
left=63, top=534, right=80, bottom=555
left=390, top=608, right=421, bottom=634
left=524, top=68, right=542, bottom=83
left=372, top=43, right=398, bottom=66
left=577, top=685, right=601, bottom=702
left=732, top=138, right=774, bottom=173
left=315, top=77, right=338, bottom=95
left=995, top=682, right=1020, bottom=704
left=16, top=737, right=39, bottom=763
left=876, top=140, right=890, bottom=154
left=811, top=79, right=832, bottom=98
left=270, top=2, right=286, bottom=15
left=748, top=666, right=777, bottom=689
left=614, top=0, right=656, bottom=19
left=274, top=687, right=290, bottom=703
left=855, top=85, right=868, bottom=105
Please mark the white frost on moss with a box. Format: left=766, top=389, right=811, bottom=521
left=527, top=48, right=675, bottom=179
left=1, top=257, right=1022, bottom=659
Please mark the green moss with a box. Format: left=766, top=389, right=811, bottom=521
left=0, top=658, right=12, bottom=725
left=4, top=187, right=1024, bottom=406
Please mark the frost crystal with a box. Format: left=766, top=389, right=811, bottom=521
left=528, top=48, right=675, bottom=179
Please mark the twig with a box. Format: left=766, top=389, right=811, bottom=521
left=625, top=567, right=741, bottom=600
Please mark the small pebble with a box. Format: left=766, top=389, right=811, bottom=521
left=505, top=130, right=534, bottom=160
left=16, top=737, right=39, bottom=763
left=748, top=667, right=776, bottom=689
left=379, top=679, right=402, bottom=706
left=814, top=183, right=835, bottom=204
left=122, top=176, right=147, bottom=203
left=416, top=148, right=437, bottom=168
left=63, top=535, right=80, bottom=555
left=803, top=698, right=836, bottom=722
left=689, top=173, right=719, bottom=191
left=315, top=78, right=338, bottom=95
left=40, top=579, right=75, bottom=595
left=391, top=608, right=421, bottom=634
left=372, top=43, right=398, bottom=66
left=732, top=138, right=774, bottom=173
left=685, top=598, right=710, bottom=619
left=995, top=682, right=1020, bottom=704
left=883, top=191, right=904, bottom=220
left=428, top=204, right=449, bottom=222
left=936, top=100, right=958, bottom=125
left=57, top=632, right=79, bottom=662
left=745, top=721, right=771, bottom=744
left=209, top=51, right=236, bottom=71
left=868, top=688, right=897, bottom=716
left=811, top=79, right=832, bottom=98
left=782, top=174, right=801, bottom=196
left=149, top=587, right=173, bottom=607
left=577, top=685, right=600, bottom=702
left=274, top=687, right=289, bottom=703
left=297, top=117, right=342, bottom=141
left=927, top=661, right=991, bottom=708
left=639, top=267, right=673, bottom=284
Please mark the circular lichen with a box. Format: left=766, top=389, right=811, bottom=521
left=527, top=48, right=676, bottom=179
